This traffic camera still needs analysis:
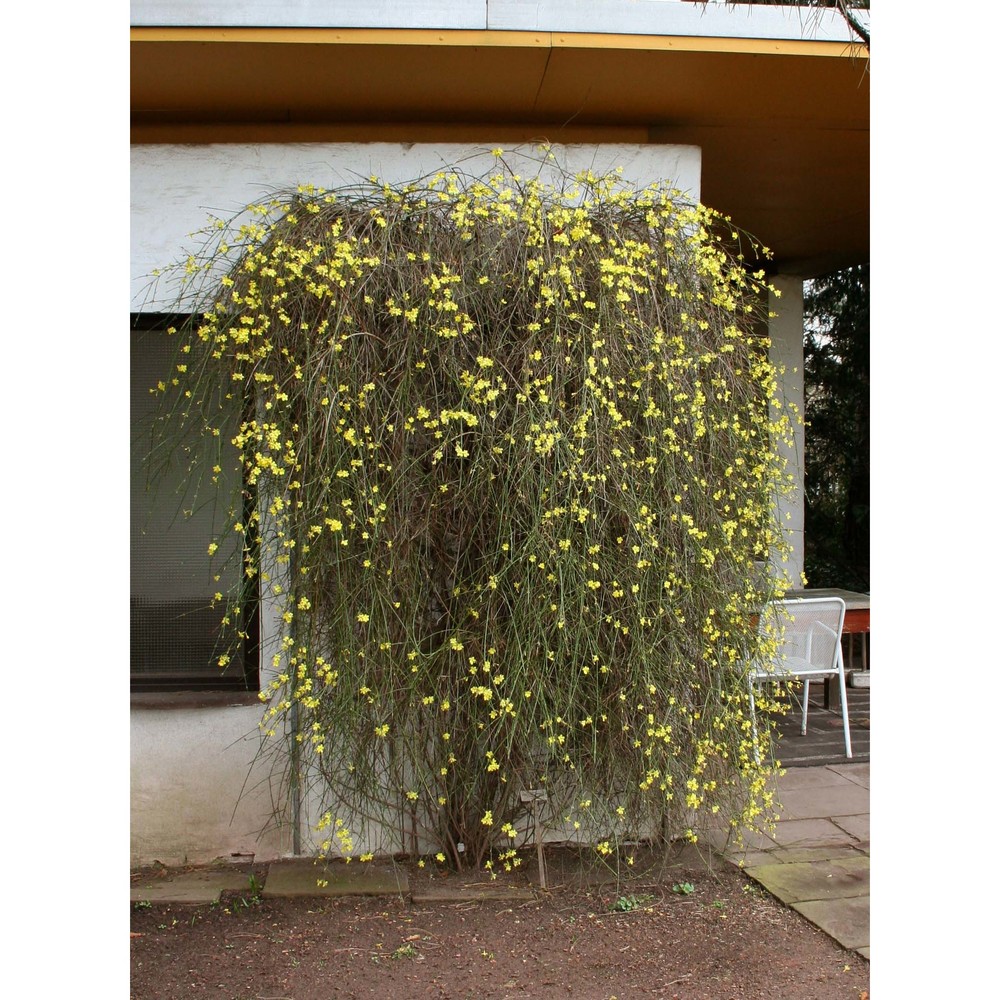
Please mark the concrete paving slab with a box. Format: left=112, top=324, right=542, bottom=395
left=771, top=766, right=862, bottom=792
left=744, top=845, right=863, bottom=866
left=778, top=752, right=854, bottom=768
left=745, top=856, right=869, bottom=904
left=774, top=784, right=869, bottom=821
left=411, top=887, right=536, bottom=903
left=828, top=762, right=869, bottom=788
left=704, top=824, right=780, bottom=855
left=792, top=895, right=869, bottom=952
left=732, top=849, right=781, bottom=868
left=767, top=817, right=858, bottom=850
left=262, top=859, right=409, bottom=898
left=857, top=946, right=870, bottom=960
left=131, top=870, right=252, bottom=904
left=704, top=762, right=870, bottom=958
left=832, top=813, right=869, bottom=842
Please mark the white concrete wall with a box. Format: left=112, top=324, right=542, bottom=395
left=131, top=141, right=702, bottom=864
left=131, top=0, right=865, bottom=41
left=131, top=142, right=701, bottom=312
left=768, top=275, right=806, bottom=587
left=131, top=703, right=290, bottom=865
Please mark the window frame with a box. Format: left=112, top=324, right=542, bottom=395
left=130, top=312, right=260, bottom=693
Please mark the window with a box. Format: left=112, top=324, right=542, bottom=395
left=130, top=315, right=258, bottom=691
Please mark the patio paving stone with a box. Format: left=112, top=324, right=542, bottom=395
left=262, top=859, right=409, bottom=898
left=131, top=869, right=251, bottom=904
left=749, top=845, right=864, bottom=865
left=792, top=895, right=870, bottom=952
left=832, top=813, right=870, bottom=842
left=744, top=856, right=869, bottom=903
left=411, top=886, right=537, bottom=903
left=828, top=762, right=870, bottom=788
left=766, top=816, right=858, bottom=850
left=769, top=766, right=862, bottom=792
left=774, top=784, right=869, bottom=820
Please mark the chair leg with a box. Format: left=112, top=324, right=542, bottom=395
left=801, top=679, right=810, bottom=735
left=836, top=652, right=853, bottom=759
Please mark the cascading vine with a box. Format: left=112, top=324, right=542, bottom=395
left=148, top=153, right=796, bottom=875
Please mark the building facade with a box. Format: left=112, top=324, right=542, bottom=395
left=130, top=1, right=869, bottom=865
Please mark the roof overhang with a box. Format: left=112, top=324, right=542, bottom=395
left=131, top=26, right=869, bottom=278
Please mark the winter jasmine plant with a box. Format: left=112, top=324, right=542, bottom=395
left=144, top=151, right=796, bottom=873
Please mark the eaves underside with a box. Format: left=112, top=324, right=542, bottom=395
left=130, top=27, right=869, bottom=277
left=132, top=28, right=866, bottom=128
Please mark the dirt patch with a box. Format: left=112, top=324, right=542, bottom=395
left=131, top=849, right=869, bottom=999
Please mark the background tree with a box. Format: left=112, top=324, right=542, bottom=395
left=802, top=263, right=869, bottom=591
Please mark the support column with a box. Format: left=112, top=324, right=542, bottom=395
left=768, top=275, right=805, bottom=587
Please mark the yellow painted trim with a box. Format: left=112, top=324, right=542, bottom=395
left=130, top=28, right=550, bottom=46
left=551, top=31, right=865, bottom=58
left=129, top=26, right=864, bottom=59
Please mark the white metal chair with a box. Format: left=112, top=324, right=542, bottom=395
left=748, top=596, right=852, bottom=760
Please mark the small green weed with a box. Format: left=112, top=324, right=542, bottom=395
left=610, top=893, right=655, bottom=912
left=671, top=882, right=695, bottom=896
left=224, top=874, right=265, bottom=916
left=132, top=900, right=152, bottom=911
left=392, top=943, right=419, bottom=959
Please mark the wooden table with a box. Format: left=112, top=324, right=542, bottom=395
left=786, top=588, right=870, bottom=707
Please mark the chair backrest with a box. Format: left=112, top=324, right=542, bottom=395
left=757, top=597, right=846, bottom=674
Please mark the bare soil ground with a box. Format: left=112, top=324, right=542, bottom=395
left=130, top=849, right=869, bottom=999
